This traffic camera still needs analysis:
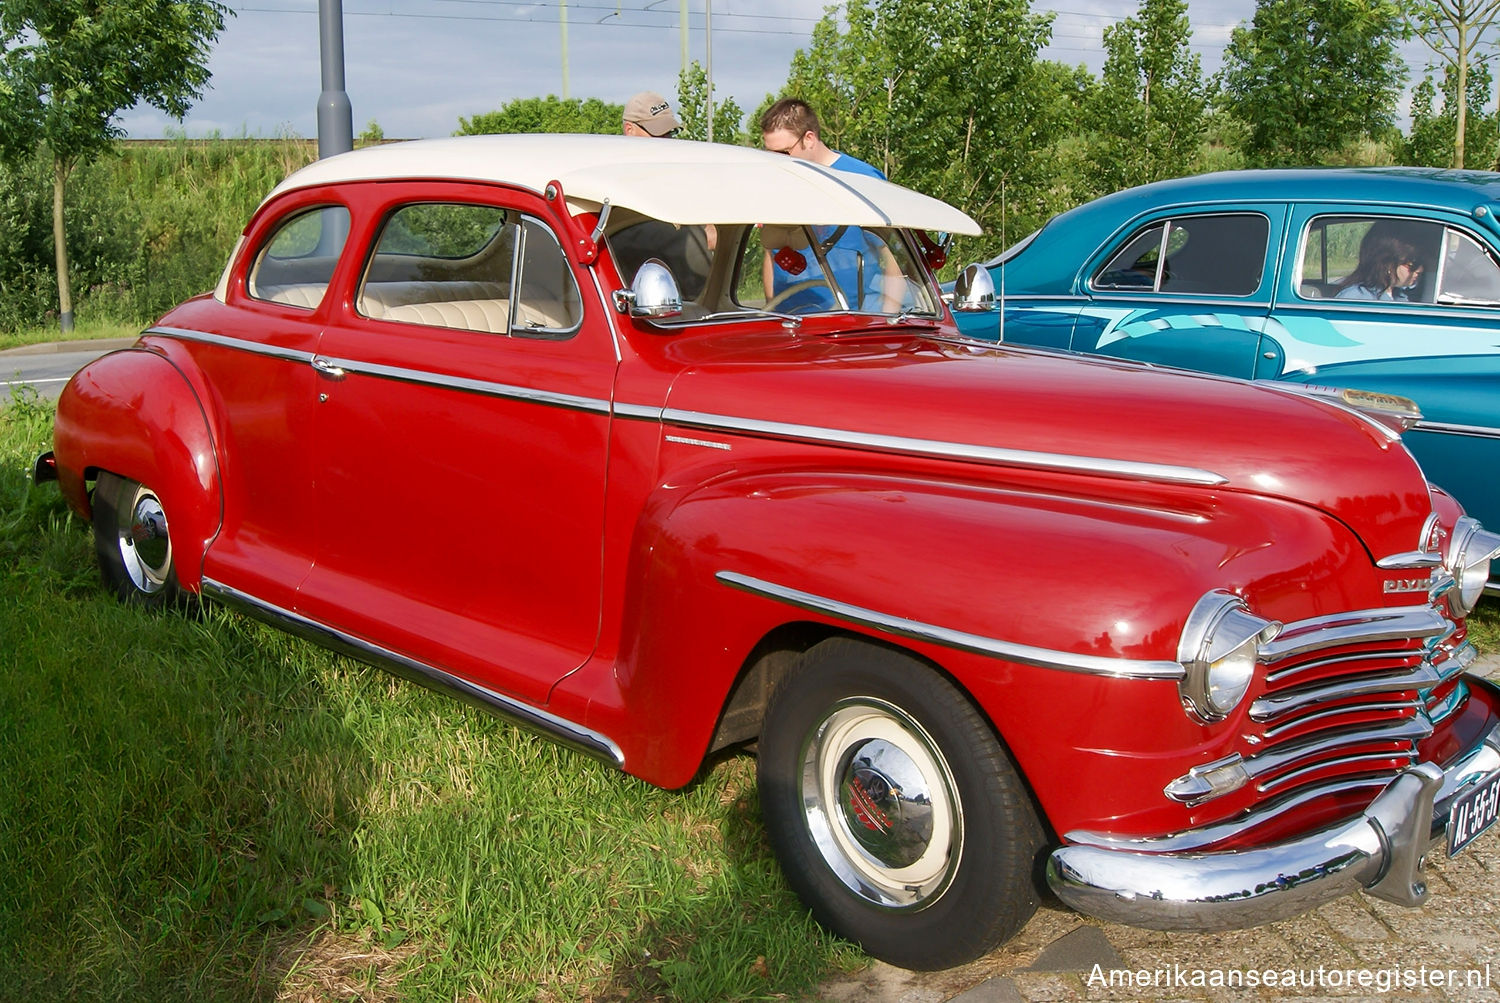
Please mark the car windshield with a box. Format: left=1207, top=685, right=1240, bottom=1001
left=607, top=219, right=940, bottom=323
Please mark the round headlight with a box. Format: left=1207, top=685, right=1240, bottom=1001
left=1178, top=592, right=1279, bottom=723
left=1448, top=517, right=1500, bottom=616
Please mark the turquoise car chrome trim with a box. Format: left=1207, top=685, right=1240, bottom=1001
left=715, top=570, right=1187, bottom=679
left=201, top=578, right=626, bottom=766
left=1415, top=419, right=1500, bottom=440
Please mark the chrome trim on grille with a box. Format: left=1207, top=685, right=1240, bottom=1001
left=1258, top=606, right=1450, bottom=663
left=1250, top=664, right=1439, bottom=721
left=200, top=578, right=625, bottom=767
left=673, top=410, right=1228, bottom=486
left=1260, top=700, right=1418, bottom=740
left=1243, top=716, right=1432, bottom=786
left=1426, top=680, right=1470, bottom=725
left=716, top=571, right=1186, bottom=680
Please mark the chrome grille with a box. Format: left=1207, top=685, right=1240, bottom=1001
left=1241, top=605, right=1469, bottom=798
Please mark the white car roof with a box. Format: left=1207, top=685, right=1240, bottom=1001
left=265, top=134, right=981, bottom=235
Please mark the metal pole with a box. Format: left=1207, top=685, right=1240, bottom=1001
left=680, top=0, right=688, bottom=76
left=561, top=1, right=570, bottom=99
left=705, top=0, right=713, bottom=141
left=317, top=0, right=354, bottom=158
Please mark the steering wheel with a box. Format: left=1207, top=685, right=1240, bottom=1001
left=766, top=278, right=836, bottom=313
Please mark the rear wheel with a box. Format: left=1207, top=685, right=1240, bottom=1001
left=93, top=471, right=180, bottom=607
left=757, top=637, right=1045, bottom=971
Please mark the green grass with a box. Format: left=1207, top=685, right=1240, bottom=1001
left=0, top=318, right=141, bottom=352
left=0, top=394, right=862, bottom=1002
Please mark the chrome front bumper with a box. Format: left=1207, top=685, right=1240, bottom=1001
left=1046, top=718, right=1500, bottom=931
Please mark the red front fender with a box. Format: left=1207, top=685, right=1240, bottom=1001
left=52, top=347, right=223, bottom=591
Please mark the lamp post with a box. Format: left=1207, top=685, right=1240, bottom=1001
left=317, top=0, right=354, bottom=159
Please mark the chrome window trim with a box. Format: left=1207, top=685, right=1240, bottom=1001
left=669, top=409, right=1228, bottom=486
left=201, top=578, right=625, bottom=767
left=716, top=570, right=1186, bottom=680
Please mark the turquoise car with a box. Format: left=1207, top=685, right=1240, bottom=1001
left=957, top=167, right=1500, bottom=588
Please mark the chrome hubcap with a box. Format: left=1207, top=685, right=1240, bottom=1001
left=801, top=698, right=961, bottom=909
left=116, top=487, right=171, bottom=594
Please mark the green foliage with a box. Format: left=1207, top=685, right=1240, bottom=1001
left=357, top=118, right=385, bottom=145
left=0, top=136, right=316, bottom=333
left=1217, top=0, right=1409, bottom=167
left=1407, top=62, right=1500, bottom=167
left=676, top=60, right=748, bottom=144
left=782, top=0, right=1064, bottom=261
left=1086, top=0, right=1209, bottom=194
left=1406, top=0, right=1500, bottom=168
left=457, top=96, right=622, bottom=136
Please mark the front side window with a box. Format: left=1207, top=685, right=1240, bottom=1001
left=1297, top=215, right=1500, bottom=306
left=246, top=204, right=351, bottom=309
left=357, top=203, right=581, bottom=337
left=1092, top=214, right=1269, bottom=296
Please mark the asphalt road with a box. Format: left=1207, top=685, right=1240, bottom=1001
left=0, top=338, right=136, bottom=401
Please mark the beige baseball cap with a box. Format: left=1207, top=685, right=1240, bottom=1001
left=624, top=91, right=681, bottom=137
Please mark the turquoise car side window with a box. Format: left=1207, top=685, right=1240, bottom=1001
left=1092, top=214, right=1268, bottom=296
left=1436, top=229, right=1500, bottom=305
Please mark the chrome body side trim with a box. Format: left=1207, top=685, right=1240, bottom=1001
left=1414, top=419, right=1500, bottom=441
left=148, top=325, right=316, bottom=364
left=673, top=409, right=1228, bottom=485
left=716, top=571, right=1186, bottom=680
left=316, top=356, right=613, bottom=415
left=1046, top=713, right=1500, bottom=931
left=200, top=578, right=625, bottom=767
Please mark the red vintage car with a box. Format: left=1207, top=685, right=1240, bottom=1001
left=36, top=135, right=1500, bottom=970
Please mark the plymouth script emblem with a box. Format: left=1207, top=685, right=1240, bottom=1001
left=1383, top=577, right=1429, bottom=594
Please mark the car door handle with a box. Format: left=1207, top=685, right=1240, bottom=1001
left=1263, top=352, right=1276, bottom=359
left=311, top=356, right=346, bottom=380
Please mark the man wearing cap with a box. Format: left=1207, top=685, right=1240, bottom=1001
left=623, top=91, right=681, bottom=138
left=613, top=91, right=713, bottom=298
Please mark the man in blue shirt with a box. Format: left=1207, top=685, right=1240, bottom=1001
left=758, top=99, right=901, bottom=313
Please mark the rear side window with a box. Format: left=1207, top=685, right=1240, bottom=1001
left=1299, top=214, right=1500, bottom=306
left=1092, top=214, right=1269, bottom=296
left=246, top=205, right=351, bottom=309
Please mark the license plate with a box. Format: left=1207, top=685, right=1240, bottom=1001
left=1448, top=768, right=1500, bottom=857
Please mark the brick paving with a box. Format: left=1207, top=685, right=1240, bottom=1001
left=819, top=656, right=1500, bottom=1002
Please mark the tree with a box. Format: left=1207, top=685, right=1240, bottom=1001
left=457, top=96, right=622, bottom=136
left=1407, top=0, right=1500, bottom=167
left=1217, top=0, right=1408, bottom=166
left=0, top=0, right=229, bottom=332
left=1407, top=61, right=1500, bottom=166
left=1086, top=0, right=1209, bottom=193
left=780, top=0, right=1062, bottom=255
left=675, top=61, right=746, bottom=144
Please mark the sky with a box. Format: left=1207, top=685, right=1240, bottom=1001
left=116, top=0, right=1427, bottom=142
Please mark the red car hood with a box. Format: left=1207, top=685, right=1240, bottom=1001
left=658, top=333, right=1434, bottom=561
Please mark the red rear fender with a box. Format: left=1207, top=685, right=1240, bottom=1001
left=53, top=348, right=223, bottom=590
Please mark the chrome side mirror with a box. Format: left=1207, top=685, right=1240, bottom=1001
left=951, top=262, right=996, bottom=312
left=612, top=259, right=682, bottom=319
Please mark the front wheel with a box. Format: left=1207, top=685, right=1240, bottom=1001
left=757, top=637, right=1045, bottom=970
left=93, top=471, right=181, bottom=607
